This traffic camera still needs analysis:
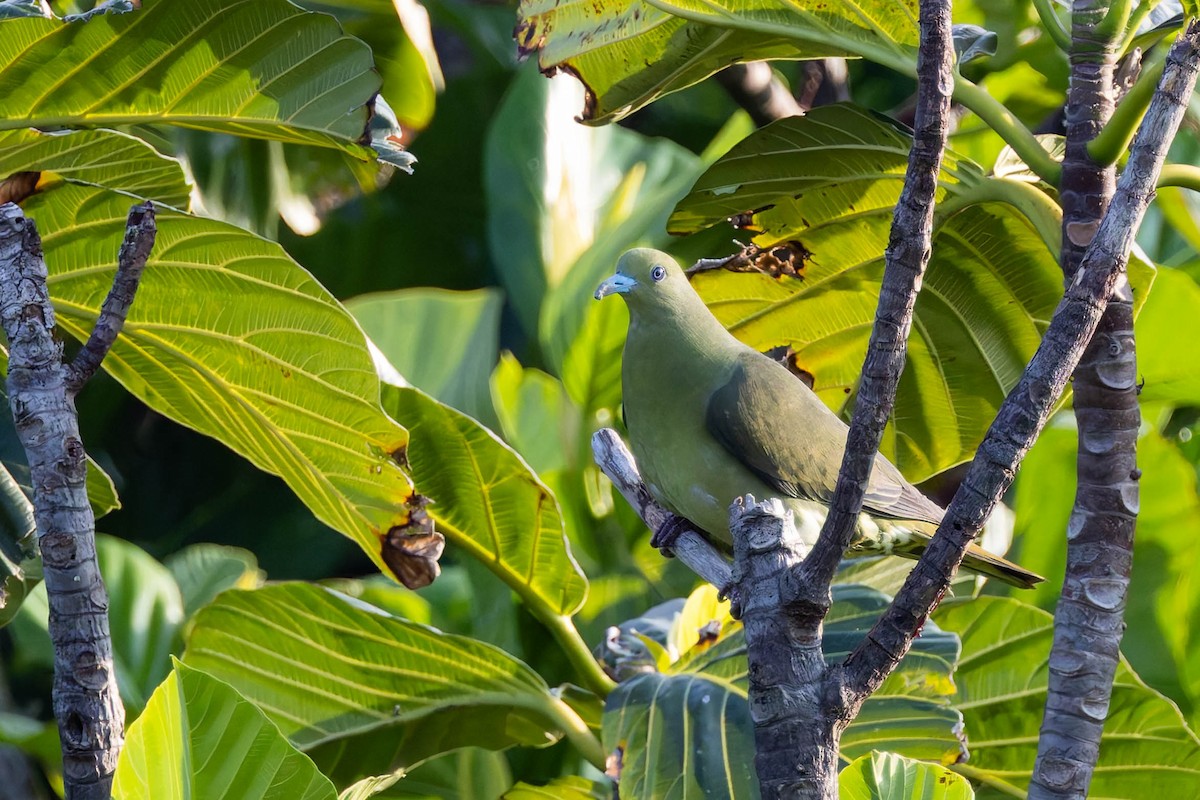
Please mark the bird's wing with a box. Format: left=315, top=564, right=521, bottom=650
left=705, top=352, right=944, bottom=525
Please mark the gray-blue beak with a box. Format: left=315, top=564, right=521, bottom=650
left=595, top=273, right=637, bottom=300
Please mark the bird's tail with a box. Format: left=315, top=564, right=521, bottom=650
left=883, top=524, right=1043, bottom=589
left=959, top=542, right=1043, bottom=589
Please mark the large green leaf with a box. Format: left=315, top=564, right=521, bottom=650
left=1133, top=267, right=1200, bottom=407
left=604, top=584, right=966, bottom=799
left=304, top=0, right=443, bottom=132
left=649, top=0, right=919, bottom=67
left=114, top=660, right=337, bottom=800
left=183, top=583, right=576, bottom=784
left=0, top=462, right=37, bottom=629
left=1011, top=421, right=1200, bottom=726
left=668, top=106, right=1064, bottom=481
left=23, top=183, right=425, bottom=585
left=0, top=0, right=379, bottom=155
left=0, top=128, right=191, bottom=208
left=840, top=752, right=974, bottom=800
left=483, top=63, right=701, bottom=349
left=604, top=670, right=761, bottom=799
left=504, top=776, right=614, bottom=799
left=933, top=597, right=1200, bottom=798
left=164, top=543, right=263, bottom=618
left=98, top=535, right=185, bottom=717
left=514, top=0, right=842, bottom=124
left=382, top=386, right=588, bottom=617
left=347, top=288, right=503, bottom=425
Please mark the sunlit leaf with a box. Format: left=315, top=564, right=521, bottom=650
left=934, top=597, right=1200, bottom=797
left=382, top=386, right=588, bottom=616
left=0, top=128, right=191, bottom=208
left=24, top=183, right=425, bottom=586
left=114, top=660, right=337, bottom=800
left=513, top=0, right=911, bottom=123
left=669, top=105, right=1064, bottom=481
left=184, top=584, right=570, bottom=783
left=504, top=775, right=614, bottom=799
left=840, top=752, right=974, bottom=799
left=0, top=0, right=380, bottom=155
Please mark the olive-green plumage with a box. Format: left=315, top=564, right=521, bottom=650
left=596, top=248, right=1042, bottom=589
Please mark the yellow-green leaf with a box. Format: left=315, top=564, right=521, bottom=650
left=25, top=183, right=424, bottom=585
left=0, top=0, right=380, bottom=154
left=114, top=660, right=337, bottom=800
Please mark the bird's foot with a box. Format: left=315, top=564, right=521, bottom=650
left=718, top=582, right=743, bottom=619
left=651, top=514, right=689, bottom=556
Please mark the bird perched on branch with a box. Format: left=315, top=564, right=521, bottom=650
left=595, top=248, right=1042, bottom=588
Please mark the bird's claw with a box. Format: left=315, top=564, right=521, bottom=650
left=651, top=515, right=689, bottom=556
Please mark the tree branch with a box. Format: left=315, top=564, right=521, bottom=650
left=729, top=497, right=835, bottom=799
left=65, top=201, right=155, bottom=395
left=0, top=203, right=129, bottom=799
left=1027, top=15, right=1200, bottom=800
left=591, top=429, right=733, bottom=592
left=793, top=0, right=955, bottom=610
left=715, top=62, right=803, bottom=126
left=839, top=19, right=1200, bottom=708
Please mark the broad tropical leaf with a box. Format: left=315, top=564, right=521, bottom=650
left=23, top=183, right=426, bottom=585
left=840, top=752, right=974, bottom=799
left=514, top=0, right=916, bottom=123
left=164, top=543, right=262, bottom=617
left=114, top=660, right=337, bottom=800
left=348, top=288, right=503, bottom=425
left=184, top=584, right=576, bottom=784
left=669, top=106, right=1065, bottom=481
left=604, top=584, right=965, bottom=799
left=0, top=128, right=191, bottom=208
left=934, top=597, right=1200, bottom=797
left=0, top=0, right=380, bottom=155
left=98, top=536, right=185, bottom=717
left=504, top=776, right=614, bottom=799
left=382, top=386, right=588, bottom=616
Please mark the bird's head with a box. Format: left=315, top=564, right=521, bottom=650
left=594, top=249, right=694, bottom=314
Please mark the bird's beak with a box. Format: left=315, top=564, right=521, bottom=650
left=595, top=273, right=637, bottom=300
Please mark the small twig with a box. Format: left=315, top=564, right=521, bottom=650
left=794, top=0, right=955, bottom=609
left=715, top=62, right=803, bottom=125
left=65, top=201, right=155, bottom=395
left=840, top=20, right=1200, bottom=707
left=591, top=429, right=733, bottom=593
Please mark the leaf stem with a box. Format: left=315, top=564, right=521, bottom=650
left=1119, top=0, right=1166, bottom=54
left=545, top=695, right=607, bottom=769
left=953, top=76, right=1063, bottom=184
left=544, top=613, right=616, bottom=697
left=935, top=178, right=1063, bottom=254
left=1157, top=163, right=1200, bottom=191
left=1032, top=0, right=1072, bottom=52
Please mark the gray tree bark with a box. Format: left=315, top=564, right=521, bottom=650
left=0, top=201, right=155, bottom=799
left=1031, top=19, right=1200, bottom=799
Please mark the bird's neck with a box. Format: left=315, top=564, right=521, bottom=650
left=627, top=296, right=743, bottom=368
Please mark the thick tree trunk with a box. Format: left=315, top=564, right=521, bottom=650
left=0, top=205, right=124, bottom=800
left=1030, top=2, right=1134, bottom=795
left=730, top=498, right=841, bottom=799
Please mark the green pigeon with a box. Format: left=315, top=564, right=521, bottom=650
left=595, top=248, right=1042, bottom=588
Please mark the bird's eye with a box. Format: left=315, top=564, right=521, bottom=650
left=651, top=265, right=666, bottom=282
